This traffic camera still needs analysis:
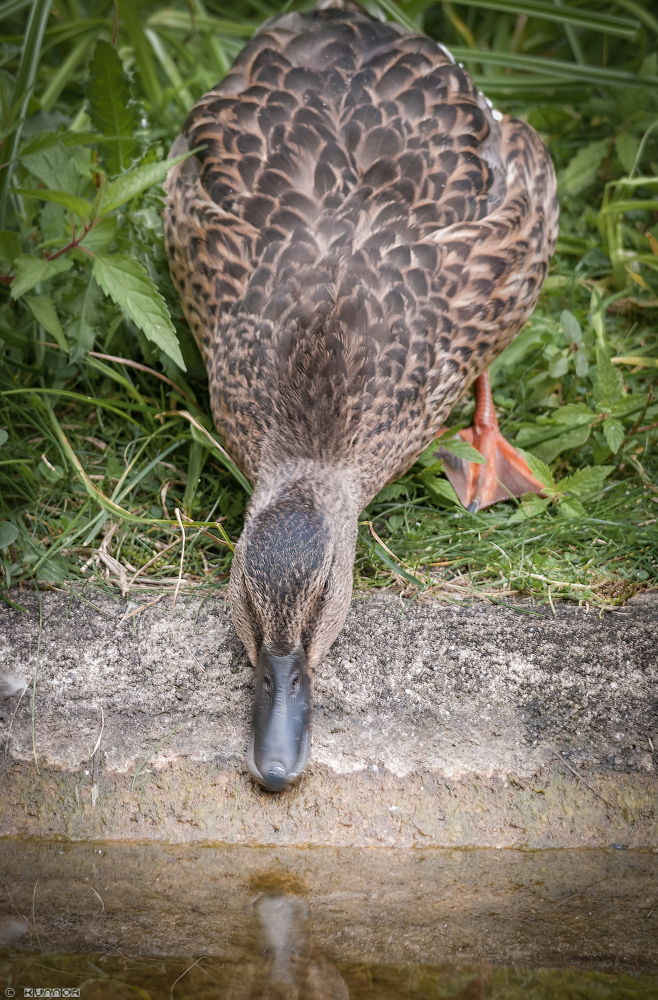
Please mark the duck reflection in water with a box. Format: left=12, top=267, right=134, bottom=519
left=228, top=885, right=349, bottom=1000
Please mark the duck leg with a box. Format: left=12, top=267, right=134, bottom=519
left=436, top=371, right=545, bottom=513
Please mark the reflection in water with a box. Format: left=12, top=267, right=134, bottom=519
left=228, top=890, right=349, bottom=1000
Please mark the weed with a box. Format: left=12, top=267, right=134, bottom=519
left=0, top=0, right=656, bottom=611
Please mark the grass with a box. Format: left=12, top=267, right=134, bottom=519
left=0, top=0, right=657, bottom=613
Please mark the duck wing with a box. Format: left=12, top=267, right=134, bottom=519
left=164, top=2, right=557, bottom=495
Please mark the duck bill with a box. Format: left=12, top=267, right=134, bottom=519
left=248, top=645, right=311, bottom=792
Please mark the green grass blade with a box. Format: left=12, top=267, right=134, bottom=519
left=145, top=9, right=257, bottom=38
left=0, top=0, right=32, bottom=21
left=450, top=0, right=639, bottom=38
left=1, top=388, right=147, bottom=423
left=116, top=0, right=162, bottom=109
left=451, top=47, right=658, bottom=88
left=40, top=29, right=98, bottom=113
left=0, top=0, right=51, bottom=226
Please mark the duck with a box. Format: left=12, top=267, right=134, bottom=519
left=163, top=0, right=558, bottom=792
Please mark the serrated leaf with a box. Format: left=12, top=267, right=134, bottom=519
left=559, top=465, right=614, bottom=497
left=0, top=229, right=22, bottom=268
left=20, top=140, right=82, bottom=195
left=616, top=132, right=640, bottom=174
left=560, top=309, right=582, bottom=343
left=594, top=347, right=623, bottom=405
left=101, top=151, right=193, bottom=214
left=515, top=448, right=555, bottom=489
left=439, top=435, right=487, bottom=464
left=87, top=39, right=137, bottom=174
left=602, top=417, right=624, bottom=454
left=372, top=482, right=409, bottom=503
left=611, top=393, right=647, bottom=418
left=11, top=254, right=73, bottom=298
left=23, top=295, right=68, bottom=352
left=560, top=139, right=608, bottom=196
left=14, top=187, right=92, bottom=220
left=92, top=253, right=185, bottom=369
left=0, top=521, right=19, bottom=549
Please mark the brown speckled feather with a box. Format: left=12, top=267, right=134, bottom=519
left=164, top=2, right=558, bottom=508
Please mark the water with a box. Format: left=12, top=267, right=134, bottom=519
left=1, top=841, right=657, bottom=999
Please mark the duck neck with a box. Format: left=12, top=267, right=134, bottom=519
left=249, top=456, right=361, bottom=528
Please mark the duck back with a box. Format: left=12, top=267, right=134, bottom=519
left=164, top=1, right=557, bottom=501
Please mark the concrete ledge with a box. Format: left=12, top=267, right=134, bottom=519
left=1, top=591, right=656, bottom=847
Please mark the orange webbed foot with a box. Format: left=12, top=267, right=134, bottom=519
left=434, top=372, right=545, bottom=513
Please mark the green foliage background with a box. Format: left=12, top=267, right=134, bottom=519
left=0, top=0, right=657, bottom=610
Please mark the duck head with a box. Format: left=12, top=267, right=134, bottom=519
left=229, top=466, right=358, bottom=791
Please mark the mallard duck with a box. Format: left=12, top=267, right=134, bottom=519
left=164, top=0, right=558, bottom=791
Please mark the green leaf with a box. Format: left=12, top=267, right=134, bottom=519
left=557, top=499, right=587, bottom=520
left=560, top=139, right=608, bottom=196
left=14, top=187, right=92, bottom=220
left=438, top=435, right=487, bottom=464
left=530, top=424, right=592, bottom=464
left=594, top=348, right=624, bottom=405
left=602, top=417, right=624, bottom=454
left=0, top=229, right=22, bottom=268
left=40, top=456, right=65, bottom=482
left=68, top=271, right=102, bottom=361
left=372, top=482, right=409, bottom=503
left=79, top=215, right=116, bottom=254
left=575, top=347, right=589, bottom=378
left=0, top=521, right=19, bottom=549
left=101, top=151, right=193, bottom=214
left=11, top=254, right=73, bottom=298
left=0, top=429, right=8, bottom=448
left=509, top=494, right=552, bottom=522
left=611, top=393, right=647, bottom=418
left=20, top=140, right=82, bottom=195
left=491, top=323, right=545, bottom=373
left=417, top=471, right=460, bottom=507
left=559, top=465, right=614, bottom=497
left=616, top=132, right=641, bottom=174
left=560, top=309, right=582, bottom=343
left=551, top=403, right=594, bottom=426
left=414, top=440, right=447, bottom=467
left=20, top=130, right=102, bottom=157
left=516, top=449, right=555, bottom=490
left=87, top=39, right=137, bottom=174
left=23, top=295, right=68, bottom=352
left=92, top=253, right=185, bottom=369
left=548, top=352, right=569, bottom=378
